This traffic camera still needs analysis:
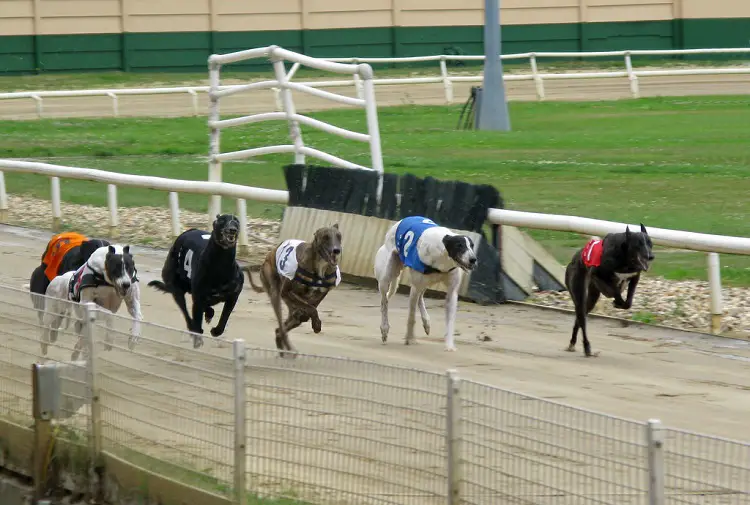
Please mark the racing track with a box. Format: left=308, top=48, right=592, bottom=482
left=1, top=73, right=750, bottom=500
left=0, top=224, right=749, bottom=441
left=2, top=74, right=750, bottom=120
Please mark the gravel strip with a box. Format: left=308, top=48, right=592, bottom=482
left=5, top=195, right=748, bottom=338
left=5, top=195, right=280, bottom=264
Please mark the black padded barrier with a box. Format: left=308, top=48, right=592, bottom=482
left=282, top=164, right=506, bottom=303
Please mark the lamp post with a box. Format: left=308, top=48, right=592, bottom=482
left=477, top=0, right=511, bottom=131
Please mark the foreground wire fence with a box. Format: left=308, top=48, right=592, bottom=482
left=0, top=283, right=748, bottom=504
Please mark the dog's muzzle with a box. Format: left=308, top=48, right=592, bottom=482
left=460, top=256, right=478, bottom=272
left=117, top=280, right=132, bottom=297
left=221, top=227, right=239, bottom=247
left=329, top=247, right=342, bottom=266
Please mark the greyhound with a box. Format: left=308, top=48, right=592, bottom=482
left=565, top=224, right=655, bottom=357
left=148, top=214, right=244, bottom=348
left=374, top=216, right=477, bottom=351
left=243, top=224, right=342, bottom=358
left=42, top=244, right=142, bottom=360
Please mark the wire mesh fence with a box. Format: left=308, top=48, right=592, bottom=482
left=663, top=428, right=750, bottom=504
left=243, top=348, right=448, bottom=504
left=93, top=311, right=237, bottom=497
left=0, top=283, right=748, bottom=505
left=460, top=380, right=649, bottom=505
left=0, top=284, right=91, bottom=435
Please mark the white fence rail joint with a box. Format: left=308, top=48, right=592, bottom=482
left=2, top=47, right=749, bottom=119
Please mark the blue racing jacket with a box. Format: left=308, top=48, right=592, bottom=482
left=395, top=216, right=438, bottom=274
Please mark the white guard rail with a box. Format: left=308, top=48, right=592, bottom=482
left=0, top=159, right=744, bottom=335
left=1, top=47, right=749, bottom=116
left=205, top=45, right=383, bottom=218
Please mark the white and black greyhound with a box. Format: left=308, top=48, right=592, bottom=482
left=42, top=244, right=143, bottom=360
left=375, top=216, right=477, bottom=351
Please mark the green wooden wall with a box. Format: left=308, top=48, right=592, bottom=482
left=1, top=18, right=748, bottom=75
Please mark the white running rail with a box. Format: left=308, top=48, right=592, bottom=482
left=1, top=47, right=749, bottom=117
left=0, top=159, right=746, bottom=334
left=205, top=45, right=384, bottom=218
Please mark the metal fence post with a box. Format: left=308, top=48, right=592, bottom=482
left=233, top=339, right=247, bottom=505
left=646, top=419, right=665, bottom=505
left=446, top=369, right=462, bottom=505
left=83, top=302, right=103, bottom=500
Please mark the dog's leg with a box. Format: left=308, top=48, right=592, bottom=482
left=265, top=272, right=290, bottom=358
left=405, top=285, right=423, bottom=345
left=124, top=282, right=143, bottom=350
left=205, top=306, right=215, bottom=324
left=210, top=293, right=239, bottom=338
left=567, top=271, right=590, bottom=353
left=418, top=294, right=431, bottom=336
left=376, top=247, right=402, bottom=343
left=41, top=298, right=64, bottom=356
left=443, top=271, right=461, bottom=352
left=614, top=274, right=640, bottom=310
left=190, top=300, right=205, bottom=336
left=580, top=286, right=601, bottom=357
left=171, top=290, right=193, bottom=330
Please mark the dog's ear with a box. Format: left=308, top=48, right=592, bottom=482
left=123, top=245, right=130, bottom=255
left=640, top=223, right=648, bottom=235
left=332, top=223, right=339, bottom=230
left=625, top=226, right=631, bottom=238
left=107, top=245, right=116, bottom=256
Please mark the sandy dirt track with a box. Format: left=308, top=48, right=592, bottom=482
left=1, top=74, right=750, bottom=120
left=0, top=223, right=748, bottom=503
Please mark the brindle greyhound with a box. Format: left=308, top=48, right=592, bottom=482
left=243, top=224, right=342, bottom=357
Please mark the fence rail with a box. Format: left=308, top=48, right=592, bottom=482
left=2, top=47, right=750, bottom=118
left=0, top=157, right=743, bottom=333
left=206, top=44, right=383, bottom=217
left=0, top=284, right=747, bottom=504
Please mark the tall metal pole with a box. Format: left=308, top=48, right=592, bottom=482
left=478, top=0, right=511, bottom=131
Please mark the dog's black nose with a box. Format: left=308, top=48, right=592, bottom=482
left=121, top=281, right=131, bottom=290
left=332, top=247, right=341, bottom=255
left=648, top=255, right=655, bottom=261
left=469, top=257, right=477, bottom=265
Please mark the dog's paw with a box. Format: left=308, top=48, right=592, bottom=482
left=565, top=344, right=577, bottom=352
left=423, top=322, right=431, bottom=336
left=584, top=350, right=600, bottom=358
left=444, top=345, right=457, bottom=352
left=312, top=317, right=322, bottom=334
left=404, top=337, right=417, bottom=345
left=613, top=300, right=630, bottom=310
left=192, top=335, right=204, bottom=349
left=210, top=327, right=224, bottom=338
left=204, top=307, right=215, bottom=323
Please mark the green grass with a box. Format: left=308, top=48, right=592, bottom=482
left=0, top=57, right=745, bottom=92
left=2, top=95, right=750, bottom=285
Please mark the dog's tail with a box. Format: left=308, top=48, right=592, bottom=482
left=147, top=280, right=172, bottom=294
left=387, top=270, right=402, bottom=299
left=240, top=265, right=265, bottom=293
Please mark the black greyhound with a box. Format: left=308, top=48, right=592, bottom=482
left=148, top=214, right=244, bottom=347
left=564, top=224, right=655, bottom=357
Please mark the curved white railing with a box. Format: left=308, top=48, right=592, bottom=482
left=1, top=47, right=749, bottom=118
left=205, top=44, right=384, bottom=218
left=0, top=159, right=742, bottom=334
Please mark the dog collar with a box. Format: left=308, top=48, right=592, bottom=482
left=423, top=265, right=457, bottom=275
left=294, top=266, right=338, bottom=289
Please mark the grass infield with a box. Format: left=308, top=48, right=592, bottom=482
left=1, top=95, right=749, bottom=285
